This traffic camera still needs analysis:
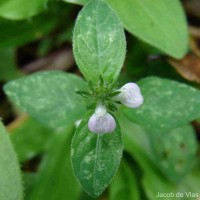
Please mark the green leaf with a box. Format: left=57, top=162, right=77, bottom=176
left=65, top=0, right=188, bottom=59
left=149, top=125, right=198, bottom=183
left=73, top=0, right=126, bottom=83
left=143, top=165, right=200, bottom=200
left=120, top=116, right=200, bottom=200
left=0, top=48, right=22, bottom=81
left=26, top=125, right=81, bottom=200
left=0, top=14, right=57, bottom=50
left=0, top=121, right=23, bottom=200
left=9, top=116, right=52, bottom=162
left=119, top=114, right=155, bottom=172
left=107, top=0, right=188, bottom=59
left=109, top=160, right=140, bottom=200
left=0, top=0, right=47, bottom=20
left=23, top=172, right=37, bottom=198
left=71, top=116, right=123, bottom=197
left=78, top=191, right=95, bottom=200
left=123, top=77, right=200, bottom=130
left=4, top=71, right=87, bottom=128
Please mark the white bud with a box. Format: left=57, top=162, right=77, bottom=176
left=88, top=105, right=116, bottom=134
left=117, top=83, right=144, bottom=108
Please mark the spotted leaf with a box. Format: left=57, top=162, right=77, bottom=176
left=4, top=71, right=87, bottom=128
left=123, top=77, right=200, bottom=130
left=71, top=116, right=123, bottom=197
left=73, top=0, right=126, bottom=83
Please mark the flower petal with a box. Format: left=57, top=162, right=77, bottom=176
left=118, top=83, right=144, bottom=108
left=88, top=112, right=116, bottom=134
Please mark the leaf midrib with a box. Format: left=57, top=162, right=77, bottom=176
left=94, top=0, right=101, bottom=75
left=93, top=134, right=101, bottom=196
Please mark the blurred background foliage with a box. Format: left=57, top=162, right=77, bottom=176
left=1, top=0, right=200, bottom=200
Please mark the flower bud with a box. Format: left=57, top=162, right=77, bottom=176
left=88, top=105, right=116, bottom=134
left=117, top=83, right=143, bottom=108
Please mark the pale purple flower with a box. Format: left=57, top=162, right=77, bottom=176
left=116, top=83, right=143, bottom=108
left=88, top=105, right=116, bottom=134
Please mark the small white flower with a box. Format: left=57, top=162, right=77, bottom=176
left=116, top=83, right=144, bottom=108
left=88, top=105, right=116, bottom=134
